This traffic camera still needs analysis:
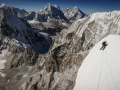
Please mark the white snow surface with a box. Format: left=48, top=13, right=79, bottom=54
left=0, top=60, right=6, bottom=69
left=0, top=72, right=6, bottom=77
left=0, top=59, right=6, bottom=78
left=22, top=73, right=28, bottom=78
left=74, top=35, right=120, bottom=90
left=0, top=49, right=9, bottom=78
left=27, top=20, right=40, bottom=24
left=0, top=3, right=6, bottom=7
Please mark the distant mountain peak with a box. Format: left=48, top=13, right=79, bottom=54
left=38, top=3, right=67, bottom=22
left=73, top=6, right=81, bottom=12
left=46, top=3, right=59, bottom=8
left=54, top=4, right=60, bottom=10
left=0, top=3, right=7, bottom=7
left=0, top=3, right=27, bottom=15
left=14, top=7, right=27, bottom=14
left=1, top=3, right=5, bottom=5
left=43, top=3, right=51, bottom=11
left=63, top=6, right=86, bottom=22
left=42, top=3, right=60, bottom=12
left=66, top=7, right=71, bottom=9
left=74, top=6, right=78, bottom=9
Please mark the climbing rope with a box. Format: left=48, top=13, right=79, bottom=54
left=97, top=50, right=104, bottom=90
left=97, top=50, right=119, bottom=90
left=105, top=51, right=118, bottom=90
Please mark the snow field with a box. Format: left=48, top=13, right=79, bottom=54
left=0, top=50, right=7, bottom=78
left=74, top=35, right=120, bottom=90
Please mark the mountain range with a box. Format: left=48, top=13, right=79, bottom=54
left=0, top=3, right=120, bottom=90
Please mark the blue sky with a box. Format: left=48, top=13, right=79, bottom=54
left=0, top=0, right=120, bottom=14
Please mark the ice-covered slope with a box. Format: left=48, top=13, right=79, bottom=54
left=74, top=35, right=120, bottom=90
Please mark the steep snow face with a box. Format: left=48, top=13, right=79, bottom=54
left=63, top=6, right=86, bottom=22
left=69, top=10, right=120, bottom=47
left=74, top=35, right=120, bottom=90
left=3, top=9, right=27, bottom=30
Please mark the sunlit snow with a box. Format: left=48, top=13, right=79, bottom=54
left=0, top=50, right=7, bottom=78
left=0, top=60, right=6, bottom=77
left=27, top=20, right=40, bottom=24
left=74, top=35, right=120, bottom=90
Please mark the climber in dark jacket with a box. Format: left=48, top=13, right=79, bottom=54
left=100, top=41, right=107, bottom=50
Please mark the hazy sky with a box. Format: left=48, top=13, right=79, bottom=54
left=0, top=0, right=120, bottom=14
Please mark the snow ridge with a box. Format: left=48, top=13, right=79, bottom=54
left=0, top=3, right=7, bottom=8
left=0, top=3, right=27, bottom=15
left=74, top=35, right=120, bottom=90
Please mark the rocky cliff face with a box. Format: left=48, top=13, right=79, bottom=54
left=13, top=11, right=120, bottom=90
left=0, top=3, right=120, bottom=90
left=0, top=8, right=52, bottom=89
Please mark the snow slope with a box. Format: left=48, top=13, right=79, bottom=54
left=74, top=35, right=120, bottom=90
left=0, top=60, right=6, bottom=77
left=27, top=20, right=40, bottom=24
left=0, top=49, right=8, bottom=78
left=0, top=60, right=6, bottom=69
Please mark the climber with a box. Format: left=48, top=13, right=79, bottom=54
left=100, top=41, right=107, bottom=50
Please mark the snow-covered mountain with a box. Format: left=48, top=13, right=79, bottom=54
left=0, top=8, right=52, bottom=89
left=0, top=3, right=85, bottom=23
left=23, top=3, right=68, bottom=23
left=1, top=3, right=120, bottom=90
left=13, top=8, right=27, bottom=14
left=17, top=3, right=70, bottom=35
left=25, top=10, right=120, bottom=90
left=0, top=3, right=27, bottom=15
left=63, top=6, right=86, bottom=22
left=0, top=8, right=52, bottom=53
left=18, top=11, right=36, bottom=20
left=39, top=3, right=67, bottom=21
left=18, top=3, right=68, bottom=23
left=0, top=3, right=6, bottom=8
left=74, top=35, right=120, bottom=90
